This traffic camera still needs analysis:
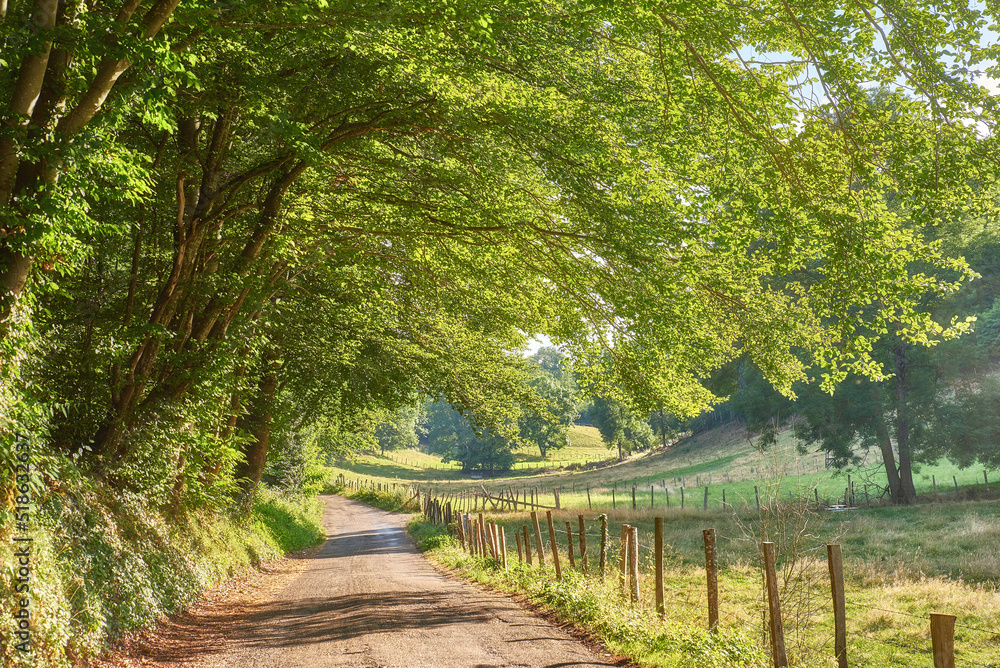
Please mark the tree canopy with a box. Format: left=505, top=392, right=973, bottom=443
left=2, top=0, right=999, bottom=507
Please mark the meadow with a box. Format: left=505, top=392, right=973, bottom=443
left=331, top=423, right=1000, bottom=667
left=331, top=424, right=997, bottom=512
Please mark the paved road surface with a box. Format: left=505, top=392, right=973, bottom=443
left=138, top=495, right=620, bottom=668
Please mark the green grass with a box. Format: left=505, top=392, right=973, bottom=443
left=251, top=488, right=327, bottom=553
left=329, top=425, right=614, bottom=484
left=407, top=501, right=1000, bottom=668
left=336, top=482, right=422, bottom=514
left=330, top=421, right=1000, bottom=666
left=333, top=423, right=999, bottom=521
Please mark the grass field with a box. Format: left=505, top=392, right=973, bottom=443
left=415, top=515, right=1000, bottom=668
left=332, top=422, right=1000, bottom=667
left=408, top=498, right=1000, bottom=667
left=330, top=423, right=997, bottom=511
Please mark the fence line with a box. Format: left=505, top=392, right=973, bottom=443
left=341, top=475, right=992, bottom=667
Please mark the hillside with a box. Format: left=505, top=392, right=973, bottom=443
left=331, top=421, right=996, bottom=510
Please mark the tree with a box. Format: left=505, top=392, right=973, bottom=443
left=590, top=396, right=655, bottom=461
left=530, top=347, right=572, bottom=387
left=423, top=399, right=467, bottom=457
left=648, top=408, right=679, bottom=450
left=4, top=1, right=999, bottom=514
left=725, top=204, right=1000, bottom=504
left=375, top=405, right=425, bottom=456
left=520, top=349, right=579, bottom=457
left=422, top=399, right=519, bottom=473
left=450, top=428, right=518, bottom=474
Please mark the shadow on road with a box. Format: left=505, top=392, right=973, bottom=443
left=312, top=527, right=414, bottom=559
left=122, top=496, right=625, bottom=668
left=134, top=590, right=511, bottom=662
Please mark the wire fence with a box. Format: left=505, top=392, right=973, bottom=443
left=339, top=476, right=1000, bottom=667
left=409, top=483, right=1000, bottom=668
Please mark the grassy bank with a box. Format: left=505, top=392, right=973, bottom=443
left=408, top=500, right=1000, bottom=668
left=0, top=481, right=325, bottom=667
left=333, top=482, right=421, bottom=514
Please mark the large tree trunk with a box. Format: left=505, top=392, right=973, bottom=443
left=892, top=343, right=918, bottom=504
left=0, top=0, right=181, bottom=341
left=233, top=352, right=280, bottom=511
left=0, top=251, right=33, bottom=334
left=0, top=0, right=58, bottom=334
left=872, top=415, right=902, bottom=503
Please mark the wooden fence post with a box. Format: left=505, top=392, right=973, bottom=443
left=827, top=544, right=847, bottom=668
left=578, top=515, right=588, bottom=574
left=499, top=525, right=507, bottom=570
left=600, top=514, right=608, bottom=580
left=515, top=530, right=523, bottom=563
left=632, top=485, right=636, bottom=509
left=703, top=528, right=719, bottom=631
left=523, top=526, right=533, bottom=566
left=546, top=510, right=562, bottom=580
left=762, top=542, right=788, bottom=667
left=930, top=613, right=956, bottom=668
left=655, top=517, right=665, bottom=619
left=619, top=524, right=630, bottom=594
left=565, top=521, right=576, bottom=569
left=651, top=485, right=654, bottom=508
left=703, top=486, right=709, bottom=511
left=681, top=487, right=685, bottom=509
left=587, top=487, right=592, bottom=510
left=954, top=475, right=959, bottom=495
left=628, top=525, right=639, bottom=603
left=531, top=511, right=545, bottom=567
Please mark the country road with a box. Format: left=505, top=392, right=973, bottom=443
left=112, top=495, right=623, bottom=668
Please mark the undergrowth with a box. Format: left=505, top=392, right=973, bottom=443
left=0, top=481, right=324, bottom=667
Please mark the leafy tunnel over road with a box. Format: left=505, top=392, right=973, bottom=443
left=105, top=496, right=625, bottom=668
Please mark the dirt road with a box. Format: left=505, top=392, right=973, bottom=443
left=118, top=495, right=621, bottom=668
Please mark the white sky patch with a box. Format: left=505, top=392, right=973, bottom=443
left=972, top=69, right=998, bottom=138
left=978, top=73, right=1000, bottom=95
left=523, top=335, right=552, bottom=357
